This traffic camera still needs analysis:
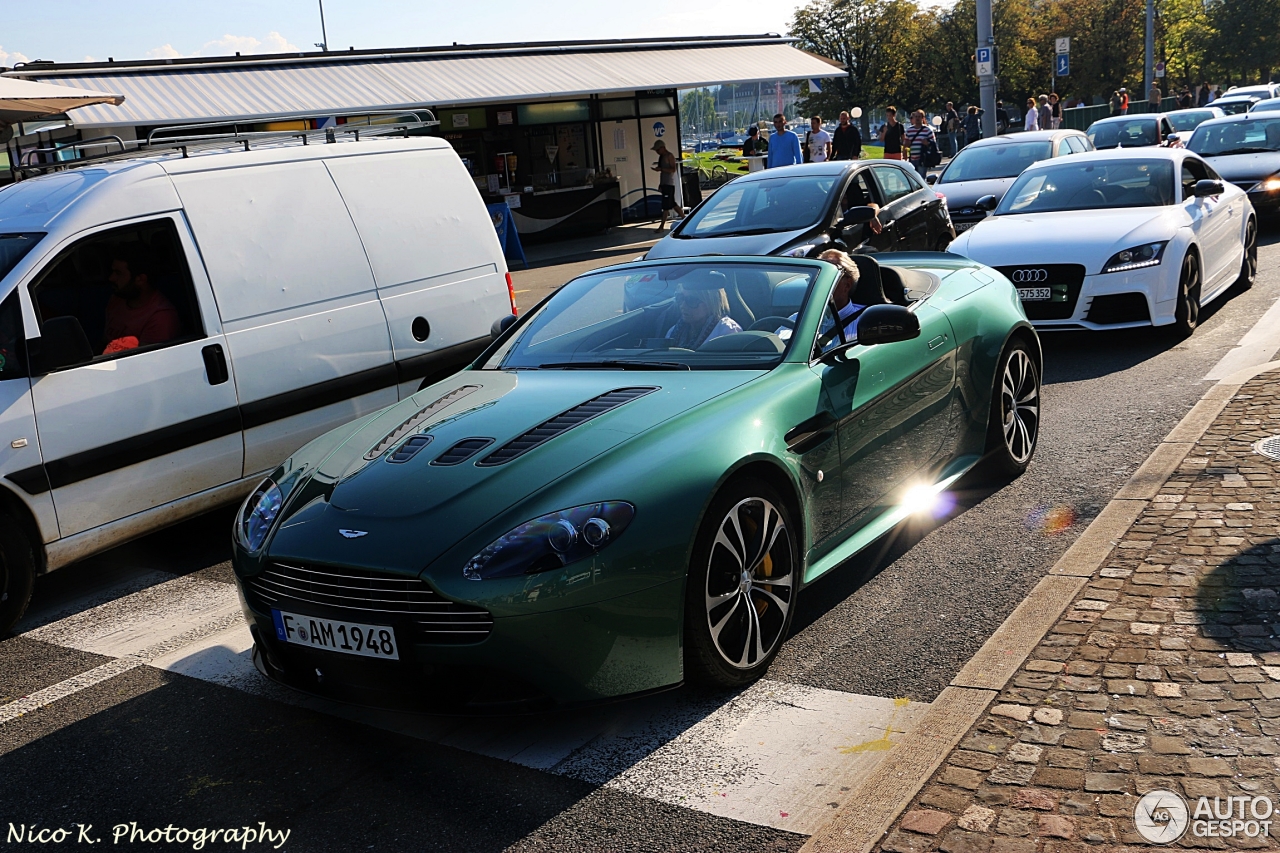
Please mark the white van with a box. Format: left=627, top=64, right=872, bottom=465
left=0, top=137, right=514, bottom=632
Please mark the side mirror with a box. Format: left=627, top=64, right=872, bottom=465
left=32, top=316, right=94, bottom=373
left=1165, top=132, right=1181, bottom=145
left=838, top=205, right=877, bottom=228
left=1193, top=179, right=1225, bottom=197
left=856, top=304, right=921, bottom=346
left=976, top=194, right=999, bottom=212
left=490, top=313, right=518, bottom=340
left=926, top=174, right=938, bottom=185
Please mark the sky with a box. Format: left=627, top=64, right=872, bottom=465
left=2, top=0, right=800, bottom=66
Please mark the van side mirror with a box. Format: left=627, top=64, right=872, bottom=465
left=1193, top=179, right=1225, bottom=197
left=976, top=194, right=999, bottom=211
left=491, top=313, right=518, bottom=340
left=855, top=304, right=921, bottom=346
left=32, top=316, right=94, bottom=373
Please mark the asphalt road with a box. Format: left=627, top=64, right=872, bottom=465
left=3, top=224, right=1279, bottom=852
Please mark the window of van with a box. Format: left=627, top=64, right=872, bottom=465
left=0, top=292, right=28, bottom=380
left=28, top=219, right=204, bottom=373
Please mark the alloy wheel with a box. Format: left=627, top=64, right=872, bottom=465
left=1241, top=219, right=1258, bottom=287
left=1178, top=254, right=1201, bottom=333
left=1001, top=349, right=1040, bottom=465
left=704, top=497, right=794, bottom=670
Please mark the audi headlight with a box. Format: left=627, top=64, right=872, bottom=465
left=1102, top=241, right=1168, bottom=273
left=1253, top=176, right=1280, bottom=192
left=780, top=244, right=816, bottom=258
left=238, top=479, right=284, bottom=553
left=462, top=502, right=635, bottom=581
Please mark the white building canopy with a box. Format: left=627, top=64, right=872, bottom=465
left=4, top=37, right=845, bottom=129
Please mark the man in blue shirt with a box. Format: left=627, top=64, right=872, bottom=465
left=766, top=113, right=803, bottom=168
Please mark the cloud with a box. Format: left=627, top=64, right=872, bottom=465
left=145, top=32, right=301, bottom=60
left=0, top=46, right=31, bottom=67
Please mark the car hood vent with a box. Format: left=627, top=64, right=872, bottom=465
left=431, top=437, right=495, bottom=466
left=364, top=385, right=480, bottom=461
left=477, top=386, right=659, bottom=467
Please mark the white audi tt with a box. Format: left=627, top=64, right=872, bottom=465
left=948, top=148, right=1257, bottom=335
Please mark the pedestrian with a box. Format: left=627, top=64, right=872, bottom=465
left=831, top=110, right=863, bottom=160
left=1110, top=90, right=1123, bottom=116
left=1036, top=95, right=1052, bottom=133
left=996, top=100, right=1010, bottom=134
left=943, top=101, right=961, bottom=155
left=805, top=115, right=832, bottom=163
left=1049, top=92, right=1062, bottom=129
left=1120, top=87, right=1129, bottom=114
left=1179, top=89, right=1193, bottom=110
left=878, top=106, right=905, bottom=160
left=651, top=140, right=678, bottom=231
left=960, top=104, right=984, bottom=145
left=1025, top=97, right=1040, bottom=131
left=742, top=125, right=762, bottom=157
left=1148, top=82, right=1162, bottom=106
left=903, top=109, right=936, bottom=180
left=1197, top=82, right=1211, bottom=106
left=765, top=113, right=803, bottom=168
left=1208, top=85, right=1219, bottom=103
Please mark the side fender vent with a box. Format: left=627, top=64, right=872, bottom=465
left=431, top=437, right=495, bottom=466
left=364, top=385, right=480, bottom=460
left=477, top=386, right=659, bottom=466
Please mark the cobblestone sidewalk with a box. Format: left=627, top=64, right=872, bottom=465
left=874, top=373, right=1280, bottom=852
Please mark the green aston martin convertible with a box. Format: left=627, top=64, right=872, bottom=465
left=231, top=253, right=1041, bottom=709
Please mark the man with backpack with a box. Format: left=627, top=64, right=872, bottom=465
left=904, top=110, right=938, bottom=180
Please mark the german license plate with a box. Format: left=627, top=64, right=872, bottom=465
left=272, top=609, right=399, bottom=660
left=1017, top=287, right=1052, bottom=302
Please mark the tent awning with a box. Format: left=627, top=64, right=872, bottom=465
left=0, top=76, right=124, bottom=124
left=5, top=39, right=843, bottom=128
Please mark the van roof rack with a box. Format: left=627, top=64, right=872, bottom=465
left=10, top=109, right=439, bottom=179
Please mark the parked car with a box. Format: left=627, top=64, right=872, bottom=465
left=1186, top=112, right=1280, bottom=216
left=1164, top=107, right=1225, bottom=135
left=1213, top=94, right=1264, bottom=116
left=646, top=161, right=955, bottom=262
left=948, top=148, right=1256, bottom=335
left=0, top=137, right=513, bottom=633
left=231, top=253, right=1041, bottom=708
left=1247, top=97, right=1280, bottom=114
left=1224, top=83, right=1280, bottom=100
left=1086, top=114, right=1179, bottom=149
left=930, top=130, right=1093, bottom=234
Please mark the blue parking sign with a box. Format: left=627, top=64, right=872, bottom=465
left=1055, top=53, right=1070, bottom=76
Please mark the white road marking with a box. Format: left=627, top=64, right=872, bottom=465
left=6, top=575, right=927, bottom=834
left=1204, top=285, right=1280, bottom=380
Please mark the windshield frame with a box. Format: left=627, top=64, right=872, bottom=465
left=993, top=158, right=1176, bottom=216
left=938, top=140, right=1055, bottom=183
left=673, top=172, right=842, bottom=240
left=1187, top=115, right=1280, bottom=156
left=480, top=259, right=835, bottom=372
left=0, top=233, right=45, bottom=285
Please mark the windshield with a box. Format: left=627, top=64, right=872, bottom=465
left=1167, top=111, right=1217, bottom=132
left=1253, top=100, right=1280, bottom=113
left=1188, top=116, right=1280, bottom=155
left=0, top=234, right=43, bottom=282
left=484, top=262, right=821, bottom=371
left=677, top=174, right=838, bottom=238
left=940, top=141, right=1052, bottom=182
left=1087, top=119, right=1160, bottom=148
left=996, top=159, right=1175, bottom=214
left=1217, top=100, right=1255, bottom=115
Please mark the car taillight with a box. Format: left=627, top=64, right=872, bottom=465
left=935, top=192, right=947, bottom=202
left=506, top=272, right=518, bottom=316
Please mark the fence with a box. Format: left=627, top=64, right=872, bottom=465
left=1060, top=96, right=1180, bottom=131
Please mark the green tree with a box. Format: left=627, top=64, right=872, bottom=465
left=680, top=88, right=719, bottom=135
left=1206, top=0, right=1280, bottom=84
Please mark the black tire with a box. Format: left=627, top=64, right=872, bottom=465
left=981, top=338, right=1041, bottom=482
left=1236, top=217, right=1258, bottom=290
left=0, top=515, right=36, bottom=636
left=1173, top=251, right=1202, bottom=338
left=684, top=478, right=798, bottom=688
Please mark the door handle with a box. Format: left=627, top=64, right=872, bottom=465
left=785, top=411, right=837, bottom=453
left=202, top=344, right=229, bottom=386
left=928, top=334, right=948, bottom=350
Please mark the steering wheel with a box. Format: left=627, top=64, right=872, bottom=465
left=748, top=316, right=794, bottom=332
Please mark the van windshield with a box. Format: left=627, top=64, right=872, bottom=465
left=0, top=234, right=43, bottom=282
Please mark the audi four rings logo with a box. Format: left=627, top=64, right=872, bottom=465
left=1012, top=269, right=1049, bottom=283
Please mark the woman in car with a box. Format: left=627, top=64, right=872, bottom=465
left=666, top=280, right=742, bottom=348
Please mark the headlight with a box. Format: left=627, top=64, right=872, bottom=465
left=462, top=501, right=635, bottom=581
left=1253, top=176, right=1280, bottom=192
left=237, top=479, right=284, bottom=552
left=781, top=244, right=816, bottom=258
left=1102, top=241, right=1168, bottom=273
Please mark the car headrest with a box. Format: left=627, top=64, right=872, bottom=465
left=682, top=269, right=730, bottom=292
left=877, top=266, right=910, bottom=305
left=848, top=255, right=890, bottom=306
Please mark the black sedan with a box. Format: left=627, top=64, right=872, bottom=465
left=1187, top=113, right=1280, bottom=215
left=930, top=130, right=1093, bottom=233
left=646, top=160, right=955, bottom=260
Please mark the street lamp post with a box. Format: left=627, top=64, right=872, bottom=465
left=976, top=0, right=998, bottom=137
left=1145, top=0, right=1155, bottom=104
left=317, top=0, right=330, bottom=52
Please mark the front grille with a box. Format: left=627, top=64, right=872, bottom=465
left=247, top=562, right=492, bottom=643
left=1086, top=293, right=1151, bottom=325
left=478, top=386, right=658, bottom=466
left=995, top=264, right=1086, bottom=321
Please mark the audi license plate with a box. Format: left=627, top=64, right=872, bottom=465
left=1017, top=287, right=1052, bottom=302
left=272, top=609, right=399, bottom=660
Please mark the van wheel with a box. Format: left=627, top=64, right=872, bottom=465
left=684, top=479, right=797, bottom=688
left=0, top=515, right=36, bottom=636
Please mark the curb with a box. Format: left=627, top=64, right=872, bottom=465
left=801, top=359, right=1280, bottom=853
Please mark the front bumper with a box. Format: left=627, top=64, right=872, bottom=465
left=1246, top=189, right=1280, bottom=214
left=235, top=570, right=684, bottom=711
left=1009, top=265, right=1171, bottom=331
